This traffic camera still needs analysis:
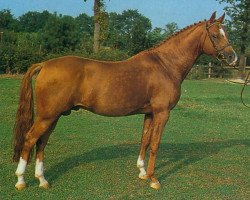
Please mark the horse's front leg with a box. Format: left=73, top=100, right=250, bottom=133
left=137, top=114, right=153, bottom=179
left=146, top=110, right=169, bottom=189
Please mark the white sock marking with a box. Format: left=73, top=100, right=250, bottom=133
left=35, top=159, right=48, bottom=187
left=35, top=159, right=44, bottom=177
left=15, top=157, right=27, bottom=176
left=15, top=157, right=27, bottom=187
left=38, top=176, right=48, bottom=187
left=137, top=156, right=144, bottom=168
left=16, top=176, right=25, bottom=184
left=137, top=156, right=147, bottom=177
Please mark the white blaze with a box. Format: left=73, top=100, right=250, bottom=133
left=219, top=28, right=226, bottom=38
left=219, top=28, right=238, bottom=65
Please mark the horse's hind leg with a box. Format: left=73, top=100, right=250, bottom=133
left=137, top=114, right=152, bottom=180
left=35, top=119, right=59, bottom=188
left=15, top=117, right=56, bottom=190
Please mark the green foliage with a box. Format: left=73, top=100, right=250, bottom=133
left=75, top=13, right=93, bottom=36
left=41, top=15, right=80, bottom=53
left=146, top=23, right=179, bottom=48
left=0, top=6, right=237, bottom=77
left=163, top=22, right=179, bottom=36
left=0, top=30, right=43, bottom=73
left=106, top=10, right=152, bottom=55
left=90, top=48, right=129, bottom=61
left=18, top=11, right=52, bottom=32
left=0, top=44, right=43, bottom=73
left=0, top=9, right=16, bottom=30
left=217, top=0, right=250, bottom=54
left=147, top=27, right=165, bottom=47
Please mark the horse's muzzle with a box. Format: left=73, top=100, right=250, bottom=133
left=224, top=51, right=238, bottom=66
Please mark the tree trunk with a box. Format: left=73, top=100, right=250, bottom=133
left=93, top=0, right=100, bottom=53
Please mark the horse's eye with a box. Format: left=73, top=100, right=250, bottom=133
left=212, top=35, right=218, bottom=39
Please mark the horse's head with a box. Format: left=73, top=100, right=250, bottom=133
left=202, top=12, right=237, bottom=66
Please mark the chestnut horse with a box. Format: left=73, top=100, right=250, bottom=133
left=13, top=12, right=237, bottom=190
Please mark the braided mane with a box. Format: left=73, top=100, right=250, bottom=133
left=146, top=20, right=207, bottom=52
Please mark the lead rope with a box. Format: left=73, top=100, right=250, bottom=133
left=240, top=71, right=250, bottom=108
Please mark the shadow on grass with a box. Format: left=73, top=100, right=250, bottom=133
left=46, top=139, right=249, bottom=183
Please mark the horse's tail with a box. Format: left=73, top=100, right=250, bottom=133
left=13, top=63, right=43, bottom=162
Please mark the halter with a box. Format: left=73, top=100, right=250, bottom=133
left=206, top=21, right=250, bottom=108
left=206, top=21, right=232, bottom=64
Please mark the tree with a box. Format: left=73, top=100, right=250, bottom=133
left=83, top=0, right=106, bottom=53
left=106, top=10, right=152, bottom=54
left=0, top=9, right=16, bottom=30
left=75, top=13, right=93, bottom=35
left=147, top=27, right=165, bottom=47
left=217, top=0, right=250, bottom=74
left=163, top=22, right=179, bottom=37
left=41, top=15, right=79, bottom=53
left=18, top=11, right=52, bottom=32
left=146, top=22, right=179, bottom=49
left=75, top=13, right=94, bottom=53
left=0, top=30, right=44, bottom=73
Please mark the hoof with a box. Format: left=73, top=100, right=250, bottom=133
left=39, top=182, right=50, bottom=189
left=150, top=181, right=161, bottom=190
left=15, top=182, right=26, bottom=190
left=139, top=174, right=148, bottom=180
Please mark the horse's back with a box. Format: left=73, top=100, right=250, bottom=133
left=34, top=56, right=153, bottom=117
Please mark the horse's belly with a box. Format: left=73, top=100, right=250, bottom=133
left=79, top=93, right=149, bottom=116
left=88, top=100, right=148, bottom=116
left=79, top=71, right=150, bottom=116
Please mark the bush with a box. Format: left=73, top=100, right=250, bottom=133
left=89, top=48, right=129, bottom=61
left=0, top=44, right=44, bottom=73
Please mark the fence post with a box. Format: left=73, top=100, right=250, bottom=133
left=208, top=62, right=212, bottom=79
left=238, top=55, right=246, bottom=79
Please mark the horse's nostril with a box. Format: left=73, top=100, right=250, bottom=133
left=228, top=54, right=235, bottom=62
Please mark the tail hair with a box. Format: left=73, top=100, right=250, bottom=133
left=13, top=63, right=42, bottom=162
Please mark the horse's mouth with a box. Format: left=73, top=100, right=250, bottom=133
left=229, top=52, right=238, bottom=67
left=229, top=60, right=237, bottom=67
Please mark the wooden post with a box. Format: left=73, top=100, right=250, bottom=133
left=208, top=62, right=212, bottom=79
left=238, top=55, right=246, bottom=79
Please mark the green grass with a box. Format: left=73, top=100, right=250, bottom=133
left=0, top=77, right=249, bottom=199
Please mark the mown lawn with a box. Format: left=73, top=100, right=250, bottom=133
left=0, top=76, right=249, bottom=199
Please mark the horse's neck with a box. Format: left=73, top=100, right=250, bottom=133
left=151, top=23, right=205, bottom=82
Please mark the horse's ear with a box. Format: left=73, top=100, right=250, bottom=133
left=217, top=13, right=225, bottom=23
left=209, top=11, right=217, bottom=23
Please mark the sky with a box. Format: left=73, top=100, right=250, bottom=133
left=0, top=0, right=228, bottom=29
